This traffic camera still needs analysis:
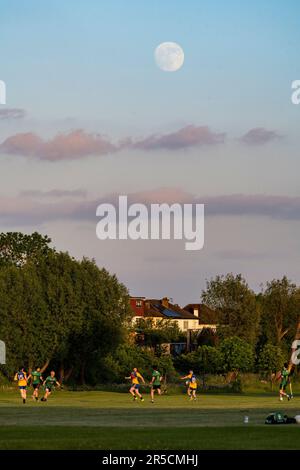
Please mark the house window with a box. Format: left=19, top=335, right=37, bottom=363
left=183, top=321, right=189, bottom=330
left=136, top=300, right=142, bottom=308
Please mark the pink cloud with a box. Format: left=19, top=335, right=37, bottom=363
left=0, top=130, right=117, bottom=161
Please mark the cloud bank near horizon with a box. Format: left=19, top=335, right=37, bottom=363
left=1, top=188, right=300, bottom=225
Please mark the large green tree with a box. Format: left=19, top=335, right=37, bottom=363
left=0, top=232, right=131, bottom=383
left=260, top=277, right=300, bottom=347
left=202, top=274, right=261, bottom=345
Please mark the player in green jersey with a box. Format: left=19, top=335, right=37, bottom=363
left=150, top=365, right=162, bottom=403
left=41, top=370, right=60, bottom=402
left=28, top=367, right=43, bottom=401
left=279, top=363, right=291, bottom=401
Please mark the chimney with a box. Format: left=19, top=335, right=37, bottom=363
left=161, top=297, right=169, bottom=308
left=193, top=307, right=199, bottom=317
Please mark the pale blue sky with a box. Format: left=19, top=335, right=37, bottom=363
left=0, top=0, right=300, bottom=303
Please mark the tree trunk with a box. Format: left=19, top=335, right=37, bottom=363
left=80, top=362, right=86, bottom=385
left=59, top=363, right=65, bottom=384
left=64, top=367, right=73, bottom=382
left=28, top=359, right=33, bottom=373
left=41, top=359, right=50, bottom=374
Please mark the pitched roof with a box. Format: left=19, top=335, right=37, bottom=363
left=145, top=299, right=198, bottom=320
left=184, top=303, right=218, bottom=324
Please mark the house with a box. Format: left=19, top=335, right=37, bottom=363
left=130, top=296, right=201, bottom=332
left=184, top=303, right=218, bottom=332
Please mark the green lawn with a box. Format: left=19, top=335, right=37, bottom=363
left=0, top=390, right=300, bottom=449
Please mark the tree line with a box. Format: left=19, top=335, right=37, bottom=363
left=0, top=232, right=299, bottom=385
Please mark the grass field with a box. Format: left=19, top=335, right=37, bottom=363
left=0, top=389, right=300, bottom=449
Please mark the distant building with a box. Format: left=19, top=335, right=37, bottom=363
left=184, top=304, right=218, bottom=332
left=130, top=296, right=202, bottom=332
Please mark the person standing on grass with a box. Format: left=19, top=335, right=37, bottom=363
left=279, top=363, right=291, bottom=402
left=27, top=367, right=43, bottom=401
left=14, top=367, right=28, bottom=404
left=125, top=368, right=145, bottom=402
left=41, top=370, right=60, bottom=402
left=181, top=370, right=198, bottom=400
left=150, top=365, right=162, bottom=403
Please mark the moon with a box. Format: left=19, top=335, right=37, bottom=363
left=154, top=42, right=184, bottom=72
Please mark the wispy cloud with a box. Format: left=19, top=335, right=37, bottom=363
left=0, top=108, right=26, bottom=120
left=19, top=189, right=87, bottom=199
left=127, top=125, right=226, bottom=150
left=1, top=189, right=300, bottom=226
left=0, top=130, right=117, bottom=161
left=0, top=125, right=284, bottom=161
left=0, top=125, right=226, bottom=161
left=240, top=127, right=281, bottom=145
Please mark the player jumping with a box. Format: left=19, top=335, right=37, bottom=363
left=41, top=370, right=60, bottom=402
left=125, top=368, right=145, bottom=402
left=14, top=367, right=28, bottom=404
left=150, top=365, right=162, bottom=403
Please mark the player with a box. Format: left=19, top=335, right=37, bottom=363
left=14, top=367, right=28, bottom=404
left=27, top=367, right=43, bottom=401
left=125, top=368, right=145, bottom=402
left=41, top=370, right=60, bottom=402
left=279, top=363, right=291, bottom=401
left=181, top=370, right=198, bottom=400
left=150, top=365, right=162, bottom=403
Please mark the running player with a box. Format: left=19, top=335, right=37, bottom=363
left=279, top=363, right=291, bottom=401
left=125, top=368, right=145, bottom=402
left=181, top=370, right=197, bottom=400
left=28, top=367, right=43, bottom=401
left=14, top=367, right=28, bottom=404
left=150, top=365, right=162, bottom=403
left=41, top=371, right=60, bottom=402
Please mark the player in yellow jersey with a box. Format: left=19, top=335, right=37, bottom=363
left=181, top=370, right=198, bottom=400
left=14, top=367, right=28, bottom=404
left=125, top=368, right=145, bottom=402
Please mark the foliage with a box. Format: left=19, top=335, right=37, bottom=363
left=196, top=327, right=218, bottom=347
left=100, top=343, right=177, bottom=384
left=202, top=274, right=260, bottom=345
left=219, top=337, right=255, bottom=373
left=0, top=232, right=52, bottom=267
left=134, top=318, right=183, bottom=347
left=0, top=233, right=131, bottom=383
left=174, top=345, right=223, bottom=375
left=257, top=344, right=285, bottom=373
left=260, top=277, right=300, bottom=347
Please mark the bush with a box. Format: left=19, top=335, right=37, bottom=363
left=257, top=344, right=285, bottom=373
left=220, top=336, right=254, bottom=373
left=98, top=344, right=178, bottom=384
left=174, top=345, right=223, bottom=375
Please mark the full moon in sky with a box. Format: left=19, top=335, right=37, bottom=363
left=154, top=42, right=184, bottom=72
